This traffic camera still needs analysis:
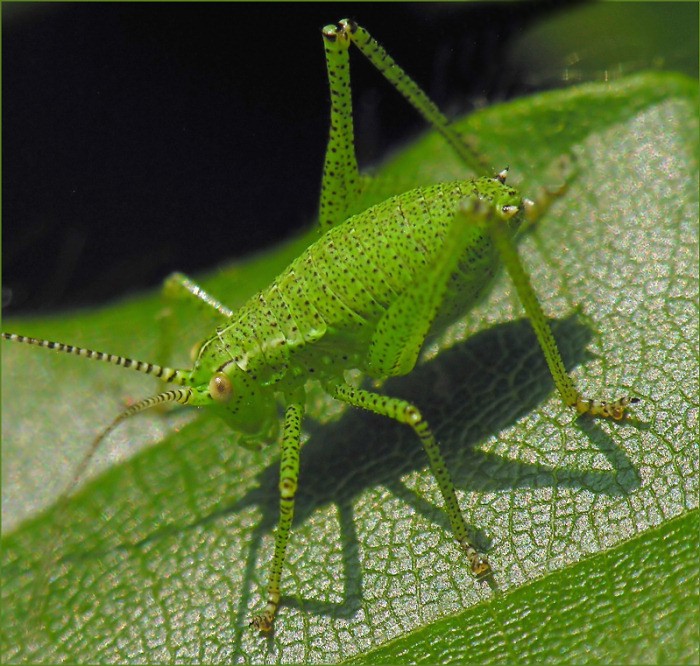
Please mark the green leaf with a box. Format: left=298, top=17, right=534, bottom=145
left=2, top=72, right=697, bottom=664
left=344, top=511, right=699, bottom=665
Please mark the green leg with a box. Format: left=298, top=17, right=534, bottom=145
left=162, top=271, right=233, bottom=318
left=489, top=211, right=639, bottom=419
left=319, top=24, right=362, bottom=232
left=365, top=176, right=638, bottom=420
left=156, top=272, right=233, bottom=386
left=250, top=399, right=305, bottom=632
left=519, top=156, right=576, bottom=234
left=367, top=197, right=495, bottom=377
left=330, top=381, right=491, bottom=578
left=338, top=19, right=490, bottom=178
left=318, top=18, right=492, bottom=234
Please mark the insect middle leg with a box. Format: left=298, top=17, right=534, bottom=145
left=330, top=381, right=491, bottom=578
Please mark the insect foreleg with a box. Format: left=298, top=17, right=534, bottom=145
left=156, top=272, right=233, bottom=384
left=329, top=381, right=491, bottom=578
left=250, top=397, right=305, bottom=633
left=162, top=271, right=234, bottom=319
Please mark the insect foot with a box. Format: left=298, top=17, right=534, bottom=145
left=462, top=542, right=493, bottom=578
left=250, top=604, right=278, bottom=634
left=574, top=395, right=641, bottom=420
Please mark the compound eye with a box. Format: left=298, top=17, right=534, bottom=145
left=209, top=372, right=233, bottom=403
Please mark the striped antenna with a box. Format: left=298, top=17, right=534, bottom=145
left=2, top=333, right=190, bottom=385
left=27, top=386, right=194, bottom=623
left=4, top=330, right=196, bottom=499
left=62, top=387, right=194, bottom=499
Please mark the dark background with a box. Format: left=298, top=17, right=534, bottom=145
left=3, top=2, right=575, bottom=314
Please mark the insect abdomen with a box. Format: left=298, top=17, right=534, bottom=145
left=212, top=179, right=507, bottom=385
left=302, top=180, right=500, bottom=337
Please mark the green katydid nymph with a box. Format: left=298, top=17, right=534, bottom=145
left=3, top=19, right=638, bottom=633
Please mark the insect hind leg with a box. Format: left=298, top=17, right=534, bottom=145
left=366, top=195, right=498, bottom=379
left=487, top=193, right=639, bottom=420
left=319, top=18, right=493, bottom=234
left=318, top=21, right=363, bottom=232
left=337, top=19, right=491, bottom=178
